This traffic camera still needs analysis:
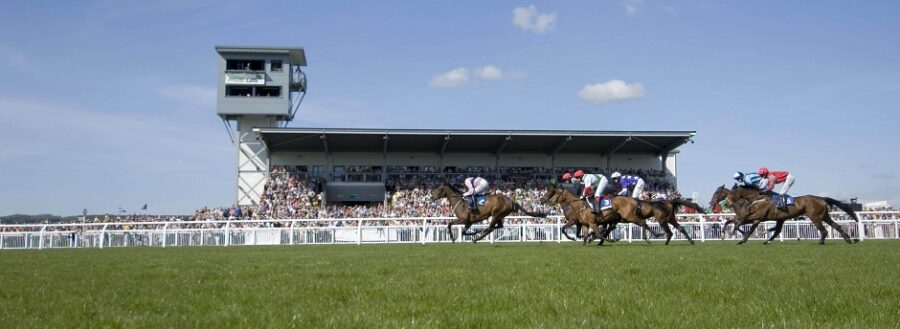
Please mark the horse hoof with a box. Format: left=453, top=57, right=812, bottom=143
left=689, top=240, right=695, bottom=245
left=736, top=241, right=745, bottom=245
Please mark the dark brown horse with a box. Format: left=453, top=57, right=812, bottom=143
left=432, top=183, right=547, bottom=243
left=540, top=188, right=664, bottom=245
left=708, top=185, right=859, bottom=245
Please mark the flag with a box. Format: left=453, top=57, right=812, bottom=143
left=141, top=203, right=148, bottom=210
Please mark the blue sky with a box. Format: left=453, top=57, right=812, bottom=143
left=1, top=1, right=899, bottom=215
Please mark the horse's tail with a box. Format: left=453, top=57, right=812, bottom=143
left=669, top=199, right=707, bottom=214
left=823, top=197, right=859, bottom=222
left=514, top=201, right=548, bottom=218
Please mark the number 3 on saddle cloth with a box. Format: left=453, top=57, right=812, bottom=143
left=592, top=196, right=613, bottom=212
left=467, top=195, right=488, bottom=209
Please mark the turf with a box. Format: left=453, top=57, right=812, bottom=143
left=1, top=240, right=899, bottom=328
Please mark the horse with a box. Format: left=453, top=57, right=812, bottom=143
left=652, top=199, right=707, bottom=245
left=539, top=187, right=616, bottom=245
left=432, top=183, right=548, bottom=243
left=708, top=185, right=859, bottom=245
left=540, top=188, right=664, bottom=245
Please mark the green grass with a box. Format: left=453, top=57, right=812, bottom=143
left=1, top=241, right=899, bottom=328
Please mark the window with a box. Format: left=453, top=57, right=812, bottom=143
left=225, top=86, right=281, bottom=97
left=226, top=59, right=264, bottom=71
left=226, top=86, right=252, bottom=97
left=271, top=60, right=283, bottom=72
left=255, top=86, right=281, bottom=97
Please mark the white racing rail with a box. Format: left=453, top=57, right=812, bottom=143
left=1, top=212, right=897, bottom=250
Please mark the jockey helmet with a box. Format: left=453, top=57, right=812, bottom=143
left=561, top=172, right=572, bottom=181
left=733, top=172, right=744, bottom=180
left=610, top=172, right=622, bottom=179
left=573, top=170, right=585, bottom=178
left=758, top=167, right=770, bottom=176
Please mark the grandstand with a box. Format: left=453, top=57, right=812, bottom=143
left=215, top=45, right=696, bottom=211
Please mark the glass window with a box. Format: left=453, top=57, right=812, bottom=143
left=271, top=60, right=283, bottom=72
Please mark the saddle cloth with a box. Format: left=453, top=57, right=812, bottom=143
left=468, top=194, right=488, bottom=208
left=596, top=196, right=613, bottom=211
left=772, top=193, right=795, bottom=207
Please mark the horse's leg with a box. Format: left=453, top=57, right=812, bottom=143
left=473, top=217, right=503, bottom=243
left=737, top=222, right=760, bottom=245
left=670, top=220, right=695, bottom=245
left=587, top=221, right=603, bottom=246
left=561, top=221, right=577, bottom=241
left=764, top=220, right=785, bottom=244
left=447, top=219, right=462, bottom=243
left=812, top=219, right=828, bottom=245
left=659, top=221, right=675, bottom=246
left=822, top=216, right=856, bottom=244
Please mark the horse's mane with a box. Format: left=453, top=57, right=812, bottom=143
left=443, top=183, right=464, bottom=195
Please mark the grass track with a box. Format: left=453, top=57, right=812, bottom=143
left=1, top=241, right=899, bottom=328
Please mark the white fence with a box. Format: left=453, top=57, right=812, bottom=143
left=1, top=212, right=898, bottom=250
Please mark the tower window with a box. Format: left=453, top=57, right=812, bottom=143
left=226, top=59, right=265, bottom=71
left=271, top=60, right=283, bottom=72
left=225, top=86, right=281, bottom=97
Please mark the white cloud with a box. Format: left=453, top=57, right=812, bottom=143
left=577, top=80, right=647, bottom=103
left=477, top=65, right=503, bottom=80
left=429, top=68, right=470, bottom=88
left=623, top=0, right=643, bottom=16
left=429, top=66, right=526, bottom=88
left=156, top=85, right=217, bottom=108
left=512, top=5, right=557, bottom=34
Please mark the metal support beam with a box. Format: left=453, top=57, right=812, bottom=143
left=549, top=135, right=572, bottom=156
left=495, top=135, right=512, bottom=155
left=320, top=134, right=330, bottom=155
left=632, top=136, right=663, bottom=151
left=656, top=137, right=692, bottom=157
left=439, top=135, right=451, bottom=156
left=382, top=134, right=390, bottom=155
left=603, top=136, right=632, bottom=156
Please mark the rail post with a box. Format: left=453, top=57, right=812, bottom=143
left=289, top=220, right=295, bottom=245
left=699, top=215, right=706, bottom=242
left=556, top=216, right=562, bottom=243
left=224, top=222, right=230, bottom=247
left=162, top=223, right=169, bottom=248
left=99, top=224, right=108, bottom=249
left=857, top=219, right=865, bottom=241
left=38, top=225, right=47, bottom=250
left=357, top=220, right=362, bottom=245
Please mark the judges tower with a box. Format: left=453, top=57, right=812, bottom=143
left=216, top=45, right=307, bottom=206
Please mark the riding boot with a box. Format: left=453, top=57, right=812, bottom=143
left=468, top=197, right=478, bottom=212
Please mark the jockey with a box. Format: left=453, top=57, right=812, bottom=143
left=577, top=171, right=615, bottom=211
left=610, top=172, right=646, bottom=200
left=758, top=167, right=795, bottom=195
left=462, top=176, right=490, bottom=210
left=733, top=171, right=768, bottom=190
left=758, top=167, right=795, bottom=210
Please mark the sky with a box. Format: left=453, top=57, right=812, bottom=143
left=1, top=1, right=899, bottom=216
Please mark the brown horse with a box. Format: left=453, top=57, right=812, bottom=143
left=708, top=185, right=859, bottom=245
left=540, top=188, right=664, bottom=245
left=432, top=183, right=547, bottom=243
left=652, top=199, right=707, bottom=245
left=539, top=187, right=615, bottom=245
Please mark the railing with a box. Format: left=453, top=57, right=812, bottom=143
left=1, top=212, right=897, bottom=250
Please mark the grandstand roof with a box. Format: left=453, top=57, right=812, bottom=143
left=255, top=128, right=695, bottom=156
